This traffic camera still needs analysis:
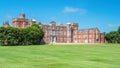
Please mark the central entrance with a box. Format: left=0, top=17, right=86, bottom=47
left=50, top=36, right=56, bottom=44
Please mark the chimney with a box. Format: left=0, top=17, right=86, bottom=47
left=20, top=14, right=25, bottom=18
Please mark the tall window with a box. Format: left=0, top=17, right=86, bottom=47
left=96, top=30, right=98, bottom=39
left=56, top=30, right=57, bottom=35
left=74, top=31, right=77, bottom=35
left=61, top=38, right=63, bottom=42
left=52, top=36, right=54, bottom=42
left=64, top=30, right=66, bottom=35
left=64, top=38, right=66, bottom=42
left=52, top=26, right=55, bottom=29
left=68, top=30, right=71, bottom=35
left=84, top=35, right=88, bottom=39
left=52, top=30, right=55, bottom=35
left=47, top=30, right=50, bottom=35
left=60, top=27, right=62, bottom=30
left=60, top=30, right=62, bottom=34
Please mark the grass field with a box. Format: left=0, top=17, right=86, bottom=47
left=0, top=44, right=120, bottom=68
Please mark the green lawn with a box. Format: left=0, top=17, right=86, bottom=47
left=0, top=44, right=120, bottom=68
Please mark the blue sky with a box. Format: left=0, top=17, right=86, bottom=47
left=0, top=0, right=120, bottom=33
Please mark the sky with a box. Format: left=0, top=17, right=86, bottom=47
left=0, top=0, right=120, bottom=33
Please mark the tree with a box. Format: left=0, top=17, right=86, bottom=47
left=0, top=27, right=19, bottom=46
left=117, top=26, right=120, bottom=43
left=105, top=26, right=120, bottom=43
left=118, top=26, right=120, bottom=34
left=0, top=24, right=44, bottom=46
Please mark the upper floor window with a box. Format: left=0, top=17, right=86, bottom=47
left=84, top=35, right=88, bottom=39
left=47, top=27, right=50, bottom=29
left=52, top=26, right=55, bottom=29
left=52, top=30, right=55, bottom=35
left=74, top=31, right=77, bottom=34
left=74, top=27, right=77, bottom=30
left=56, top=30, right=58, bottom=35
left=60, top=27, right=63, bottom=30
left=64, top=30, right=66, bottom=35
left=59, top=30, right=62, bottom=34
left=56, top=27, right=58, bottom=30
left=69, top=30, right=71, bottom=35
left=47, top=30, right=50, bottom=34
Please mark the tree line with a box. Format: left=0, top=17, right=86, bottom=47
left=105, top=26, right=120, bottom=43
left=0, top=24, right=44, bottom=46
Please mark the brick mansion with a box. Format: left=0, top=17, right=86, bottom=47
left=3, top=14, right=105, bottom=44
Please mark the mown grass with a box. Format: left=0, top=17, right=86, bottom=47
left=0, top=44, right=120, bottom=68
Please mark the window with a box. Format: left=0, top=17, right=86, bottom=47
left=52, top=26, right=55, bottom=29
left=64, top=38, right=66, bottom=42
left=74, top=27, right=77, bottom=30
left=68, top=30, right=71, bottom=35
left=79, top=40, right=81, bottom=42
left=60, top=38, right=62, bottom=42
left=56, top=30, right=58, bottom=35
left=48, top=27, right=50, bottom=29
left=47, top=30, right=50, bottom=35
left=52, top=30, right=55, bottom=35
left=89, top=39, right=92, bottom=43
left=57, top=27, right=59, bottom=30
left=52, top=36, right=54, bottom=42
left=60, top=30, right=63, bottom=34
left=60, top=27, right=63, bottom=30
left=74, top=31, right=77, bottom=34
left=89, top=35, right=92, bottom=38
left=96, top=31, right=98, bottom=39
left=84, top=35, right=88, bottom=39
left=64, top=30, right=66, bottom=35
left=89, top=30, right=93, bottom=33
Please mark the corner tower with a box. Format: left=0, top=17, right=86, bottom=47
left=3, top=21, right=10, bottom=28
left=12, top=14, right=29, bottom=28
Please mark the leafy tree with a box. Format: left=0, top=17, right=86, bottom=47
left=0, top=24, right=44, bottom=46
left=105, top=26, right=120, bottom=43
left=118, top=26, right=120, bottom=34
left=117, top=26, right=120, bottom=43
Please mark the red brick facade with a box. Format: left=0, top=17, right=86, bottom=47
left=41, top=22, right=105, bottom=44
left=12, top=14, right=30, bottom=28
left=3, top=14, right=105, bottom=44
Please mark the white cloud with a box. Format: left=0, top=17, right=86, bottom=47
left=63, top=7, right=86, bottom=15
left=49, top=16, right=57, bottom=21
left=32, top=18, right=37, bottom=21
left=6, top=15, right=13, bottom=19
left=108, top=24, right=114, bottom=27
left=107, top=24, right=119, bottom=28
left=64, top=7, right=79, bottom=12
